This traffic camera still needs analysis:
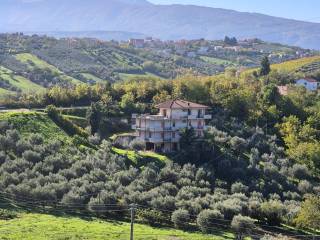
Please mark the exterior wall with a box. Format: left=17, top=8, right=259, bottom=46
left=132, top=106, right=210, bottom=152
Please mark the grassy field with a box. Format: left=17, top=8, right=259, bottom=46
left=15, top=53, right=81, bottom=84
left=271, top=55, right=320, bottom=72
left=241, top=55, right=320, bottom=76
left=200, top=56, right=235, bottom=66
left=112, top=147, right=170, bottom=167
left=118, top=72, right=163, bottom=81
left=0, top=112, right=72, bottom=142
left=81, top=73, right=105, bottom=83
left=0, top=66, right=44, bottom=93
left=0, top=213, right=234, bottom=240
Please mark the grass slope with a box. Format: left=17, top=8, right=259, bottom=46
left=0, top=111, right=71, bottom=142
left=0, top=66, right=44, bottom=93
left=200, top=56, right=235, bottom=66
left=81, top=73, right=105, bottom=83
left=118, top=72, right=163, bottom=81
left=15, top=53, right=82, bottom=84
left=113, top=147, right=170, bottom=168
left=242, top=55, right=320, bottom=76
left=0, top=213, right=234, bottom=240
left=271, top=55, right=320, bottom=72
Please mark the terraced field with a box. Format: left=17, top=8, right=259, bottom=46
left=15, top=53, right=81, bottom=84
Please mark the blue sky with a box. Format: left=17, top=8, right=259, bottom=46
left=149, top=0, right=320, bottom=23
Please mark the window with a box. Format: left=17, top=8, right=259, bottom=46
left=198, top=109, right=202, bottom=118
left=182, top=120, right=187, bottom=123
left=149, top=132, right=152, bottom=138
left=172, top=132, right=176, bottom=138
left=163, top=109, right=167, bottom=117
left=173, top=120, right=176, bottom=127
left=188, top=109, right=191, bottom=115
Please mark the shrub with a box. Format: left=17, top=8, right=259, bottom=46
left=171, top=209, right=190, bottom=229
left=0, top=209, right=18, bottom=220
left=298, top=180, right=313, bottom=194
left=88, top=133, right=101, bottom=145
left=136, top=209, right=169, bottom=226
left=129, top=138, right=145, bottom=151
left=261, top=200, right=286, bottom=226
left=231, top=214, right=255, bottom=240
left=290, top=164, right=310, bottom=180
left=295, top=195, right=320, bottom=230
left=22, top=150, right=42, bottom=163
left=218, top=197, right=246, bottom=220
left=197, top=209, right=224, bottom=233
left=231, top=182, right=249, bottom=194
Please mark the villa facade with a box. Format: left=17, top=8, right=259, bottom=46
left=131, top=99, right=211, bottom=153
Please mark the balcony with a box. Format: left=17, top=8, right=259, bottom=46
left=171, top=114, right=188, bottom=120
left=144, top=137, right=163, bottom=143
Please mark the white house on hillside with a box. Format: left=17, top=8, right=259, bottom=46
left=296, top=78, right=319, bottom=91
left=131, top=99, right=212, bottom=153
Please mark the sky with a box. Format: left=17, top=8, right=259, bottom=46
left=149, top=0, right=320, bottom=23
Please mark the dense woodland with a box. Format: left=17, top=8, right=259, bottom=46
left=0, top=54, right=320, bottom=238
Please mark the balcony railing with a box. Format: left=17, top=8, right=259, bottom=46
left=144, top=137, right=163, bottom=143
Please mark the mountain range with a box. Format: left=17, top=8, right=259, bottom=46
left=1, top=0, right=320, bottom=49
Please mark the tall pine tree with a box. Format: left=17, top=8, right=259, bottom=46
left=260, top=56, right=271, bottom=76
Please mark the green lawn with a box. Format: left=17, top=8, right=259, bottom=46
left=0, top=213, right=234, bottom=240
left=15, top=53, right=82, bottom=84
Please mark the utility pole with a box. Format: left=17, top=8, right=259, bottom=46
left=130, top=204, right=136, bottom=240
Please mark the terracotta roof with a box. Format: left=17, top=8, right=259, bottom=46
left=155, top=99, right=209, bottom=109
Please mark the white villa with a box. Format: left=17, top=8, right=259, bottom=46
left=296, top=78, right=319, bottom=91
left=131, top=99, right=212, bottom=153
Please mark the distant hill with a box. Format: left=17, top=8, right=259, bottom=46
left=0, top=0, right=320, bottom=49
left=25, top=31, right=147, bottom=41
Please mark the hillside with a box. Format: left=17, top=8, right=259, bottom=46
left=241, top=55, right=320, bottom=76
left=0, top=93, right=319, bottom=239
left=1, top=0, right=320, bottom=49
left=0, top=34, right=317, bottom=97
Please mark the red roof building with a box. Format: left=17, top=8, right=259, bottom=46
left=132, top=99, right=211, bottom=153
